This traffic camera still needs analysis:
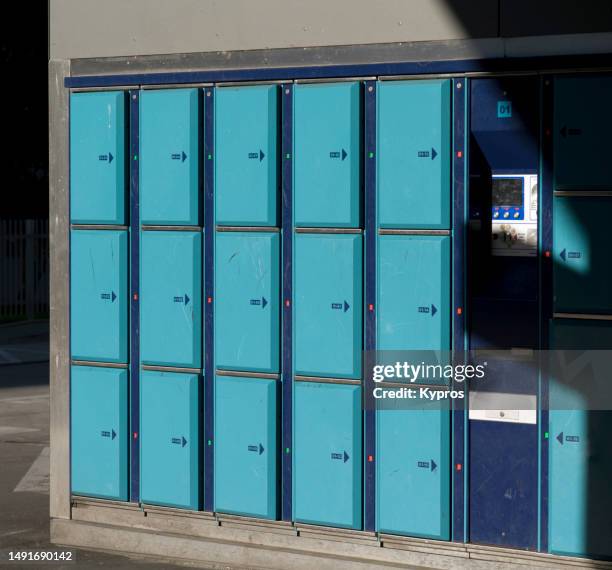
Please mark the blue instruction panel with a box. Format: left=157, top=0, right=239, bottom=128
left=553, top=196, right=612, bottom=314
left=71, top=365, right=128, bottom=500
left=70, top=91, right=127, bottom=225
left=215, top=375, right=278, bottom=519
left=140, top=89, right=200, bottom=225
left=294, top=381, right=362, bottom=529
left=71, top=230, right=128, bottom=363
left=377, top=404, right=450, bottom=539
left=140, top=370, right=200, bottom=509
left=215, top=231, right=280, bottom=373
left=215, top=85, right=278, bottom=226
left=294, top=233, right=362, bottom=379
left=294, top=82, right=361, bottom=227
left=140, top=230, right=202, bottom=368
left=378, top=80, right=451, bottom=229
left=377, top=235, right=451, bottom=352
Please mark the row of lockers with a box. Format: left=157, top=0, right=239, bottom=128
left=71, top=230, right=451, bottom=375
left=71, top=317, right=612, bottom=549
left=70, top=80, right=451, bottom=229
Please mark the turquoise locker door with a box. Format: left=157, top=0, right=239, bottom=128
left=294, top=82, right=361, bottom=227
left=70, top=91, right=126, bottom=225
left=71, top=366, right=128, bottom=500
left=216, top=85, right=278, bottom=226
left=70, top=230, right=128, bottom=363
left=549, top=320, right=612, bottom=559
left=140, top=89, right=200, bottom=225
left=140, top=371, right=200, bottom=509
left=215, top=376, right=278, bottom=519
left=294, top=382, right=362, bottom=529
left=377, top=235, right=451, bottom=351
left=378, top=80, right=451, bottom=229
left=294, top=233, right=362, bottom=379
left=141, top=231, right=202, bottom=368
left=553, top=197, right=612, bottom=314
left=377, top=405, right=450, bottom=539
left=215, top=231, right=280, bottom=373
left=554, top=77, right=612, bottom=190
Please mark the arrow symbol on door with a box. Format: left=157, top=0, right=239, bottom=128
left=100, top=291, right=117, bottom=302
left=331, top=301, right=350, bottom=312
left=173, top=294, right=190, bottom=305
left=101, top=429, right=117, bottom=439
left=248, top=443, right=264, bottom=455
left=331, top=450, right=350, bottom=463
left=98, top=152, right=114, bottom=163
left=171, top=151, right=187, bottom=162
left=249, top=297, right=268, bottom=308
left=171, top=436, right=187, bottom=447
left=329, top=149, right=348, bottom=161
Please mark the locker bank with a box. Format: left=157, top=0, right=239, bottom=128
left=51, top=3, right=612, bottom=569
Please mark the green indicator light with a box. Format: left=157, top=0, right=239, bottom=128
left=369, top=152, right=374, bottom=158
left=207, top=439, right=212, bottom=446
left=207, top=154, right=212, bottom=160
left=285, top=447, right=290, bottom=454
left=286, top=153, right=291, bottom=159
left=133, top=155, right=138, bottom=161
left=544, top=432, right=549, bottom=439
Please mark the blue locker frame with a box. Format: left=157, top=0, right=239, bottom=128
left=281, top=83, right=293, bottom=522
left=452, top=77, right=468, bottom=543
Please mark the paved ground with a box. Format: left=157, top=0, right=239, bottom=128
left=0, top=322, right=204, bottom=569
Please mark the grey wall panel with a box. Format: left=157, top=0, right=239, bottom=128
left=49, top=58, right=71, bottom=520
left=49, top=0, right=498, bottom=59
left=501, top=0, right=612, bottom=38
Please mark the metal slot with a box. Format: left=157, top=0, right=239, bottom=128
left=295, top=77, right=375, bottom=84
left=141, top=364, right=202, bottom=374
left=71, top=224, right=129, bottom=231
left=215, top=80, right=287, bottom=87
left=216, top=369, right=280, bottom=380
left=553, top=312, right=612, bottom=321
left=378, top=228, right=451, bottom=236
left=294, top=375, right=361, bottom=386
left=140, top=83, right=213, bottom=90
left=70, top=86, right=133, bottom=93
left=216, top=226, right=280, bottom=233
left=71, top=360, right=128, bottom=369
left=140, top=225, right=201, bottom=232
left=554, top=190, right=612, bottom=197
left=294, top=227, right=363, bottom=234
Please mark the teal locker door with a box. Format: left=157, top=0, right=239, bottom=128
left=215, top=231, right=280, bottom=373
left=294, top=382, right=362, bottom=529
left=378, top=80, right=451, bottom=229
left=377, top=235, right=451, bottom=352
left=549, top=320, right=612, bottom=559
left=215, top=376, right=278, bottom=519
left=70, top=91, right=126, bottom=225
left=70, top=230, right=128, bottom=363
left=377, top=404, right=450, bottom=539
left=554, top=77, right=612, bottom=190
left=216, top=86, right=278, bottom=226
left=140, top=89, right=200, bottom=225
left=294, top=82, right=361, bottom=227
left=553, top=197, right=612, bottom=314
left=294, top=233, right=362, bottom=379
left=140, top=231, right=202, bottom=368
left=71, top=366, right=128, bottom=500
left=140, top=371, right=200, bottom=509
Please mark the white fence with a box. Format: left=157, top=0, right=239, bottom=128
left=0, top=219, right=49, bottom=321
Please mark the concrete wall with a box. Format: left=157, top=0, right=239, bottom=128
left=49, top=0, right=612, bottom=61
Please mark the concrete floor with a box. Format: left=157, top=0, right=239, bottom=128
left=0, top=322, right=207, bottom=569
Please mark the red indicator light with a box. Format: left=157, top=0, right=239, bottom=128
left=456, top=463, right=462, bottom=471
left=368, top=455, right=374, bottom=462
left=133, top=432, right=138, bottom=440
left=457, top=151, right=463, bottom=158
left=368, top=304, right=374, bottom=311
left=285, top=300, right=291, bottom=307
left=457, top=307, right=463, bottom=316
left=133, top=293, right=138, bottom=301
left=545, top=251, right=551, bottom=258
left=207, top=296, right=212, bottom=304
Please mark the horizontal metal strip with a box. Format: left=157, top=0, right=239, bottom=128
left=71, top=496, right=137, bottom=510
left=553, top=312, right=612, bottom=321
left=140, top=83, right=213, bottom=90
left=141, top=364, right=202, bottom=374
left=215, top=369, right=280, bottom=380
left=141, top=225, right=202, bottom=232
left=216, top=226, right=280, bottom=233
left=71, top=224, right=129, bottom=231
left=71, top=360, right=128, bottom=369
left=215, top=80, right=288, bottom=87
left=378, top=228, right=451, bottom=236
left=294, top=375, right=361, bottom=385
left=294, top=227, right=363, bottom=234
left=294, top=77, right=375, bottom=84
left=554, top=190, right=612, bottom=197
left=70, top=86, right=135, bottom=93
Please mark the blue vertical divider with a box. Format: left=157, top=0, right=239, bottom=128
left=204, top=87, right=215, bottom=512
left=452, top=77, right=467, bottom=542
left=539, top=75, right=554, bottom=553
left=363, top=80, right=376, bottom=532
left=281, top=83, right=293, bottom=522
left=129, top=89, right=140, bottom=503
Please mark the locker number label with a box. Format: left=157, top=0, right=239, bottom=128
left=497, top=101, right=512, bottom=118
